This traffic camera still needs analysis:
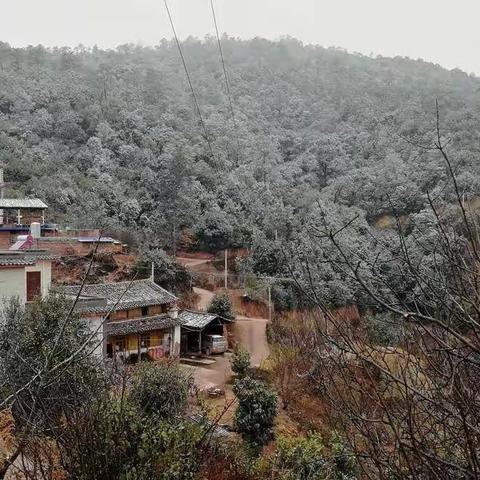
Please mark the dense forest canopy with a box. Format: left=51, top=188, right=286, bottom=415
left=0, top=37, right=479, bottom=305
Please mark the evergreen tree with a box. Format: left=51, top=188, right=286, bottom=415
left=207, top=292, right=234, bottom=319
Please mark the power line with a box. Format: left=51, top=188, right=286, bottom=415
left=209, top=0, right=242, bottom=166
left=163, top=0, right=215, bottom=160
left=210, top=0, right=237, bottom=130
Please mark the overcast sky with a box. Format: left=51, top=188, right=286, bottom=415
left=3, top=0, right=479, bottom=74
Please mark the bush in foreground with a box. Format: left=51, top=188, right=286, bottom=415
left=129, top=361, right=193, bottom=419
left=233, top=376, right=277, bottom=453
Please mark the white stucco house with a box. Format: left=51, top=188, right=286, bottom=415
left=0, top=250, right=55, bottom=311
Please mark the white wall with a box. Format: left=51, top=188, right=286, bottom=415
left=0, top=260, right=52, bottom=313
left=88, top=315, right=105, bottom=357
left=172, top=324, right=181, bottom=357
left=0, top=267, right=26, bottom=310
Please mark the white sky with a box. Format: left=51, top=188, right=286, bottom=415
left=3, top=0, right=480, bottom=74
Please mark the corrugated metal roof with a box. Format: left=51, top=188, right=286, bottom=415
left=178, top=310, right=232, bottom=330
left=77, top=236, right=117, bottom=243
left=105, top=314, right=178, bottom=336
left=57, top=279, right=177, bottom=314
left=0, top=198, right=48, bottom=209
left=0, top=251, right=57, bottom=266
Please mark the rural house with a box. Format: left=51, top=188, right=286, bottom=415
left=56, top=281, right=235, bottom=360
left=0, top=249, right=55, bottom=310
left=58, top=279, right=181, bottom=360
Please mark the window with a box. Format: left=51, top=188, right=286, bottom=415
left=141, top=306, right=149, bottom=316
left=26, top=271, right=41, bottom=302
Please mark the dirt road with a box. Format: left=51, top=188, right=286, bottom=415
left=187, top=286, right=269, bottom=388
left=177, top=257, right=212, bottom=268
left=194, top=287, right=214, bottom=311
left=177, top=257, right=270, bottom=389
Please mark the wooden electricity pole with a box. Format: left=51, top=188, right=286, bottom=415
left=268, top=283, right=272, bottom=322
left=224, top=249, right=228, bottom=289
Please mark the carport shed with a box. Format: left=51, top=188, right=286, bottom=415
left=178, top=310, right=233, bottom=354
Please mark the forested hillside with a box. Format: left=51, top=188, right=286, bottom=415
left=1, top=38, right=479, bottom=306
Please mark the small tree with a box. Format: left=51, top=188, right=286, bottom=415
left=208, top=292, right=234, bottom=320
left=230, top=346, right=251, bottom=378
left=134, top=249, right=191, bottom=293
left=129, top=361, right=193, bottom=418
left=233, top=376, right=277, bottom=453
left=60, top=396, right=145, bottom=480
left=59, top=395, right=204, bottom=480
left=0, top=295, right=104, bottom=479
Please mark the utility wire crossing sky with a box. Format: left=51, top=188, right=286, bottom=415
left=2, top=0, right=479, bottom=75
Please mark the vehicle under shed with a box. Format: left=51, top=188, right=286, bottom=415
left=178, top=310, right=233, bottom=355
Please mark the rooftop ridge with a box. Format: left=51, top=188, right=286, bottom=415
left=60, top=278, right=177, bottom=299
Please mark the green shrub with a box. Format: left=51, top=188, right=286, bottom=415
left=129, top=361, right=193, bottom=419
left=134, top=251, right=191, bottom=293
left=269, top=432, right=357, bottom=479
left=233, top=376, right=277, bottom=453
left=60, top=397, right=204, bottom=480
left=134, top=419, right=204, bottom=480
left=0, top=295, right=104, bottom=431
left=230, top=346, right=251, bottom=378
left=365, top=311, right=405, bottom=347
left=208, top=292, right=234, bottom=320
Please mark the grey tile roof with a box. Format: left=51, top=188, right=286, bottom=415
left=178, top=309, right=233, bottom=330
left=105, top=314, right=178, bottom=336
left=57, top=279, right=177, bottom=314
left=0, top=198, right=48, bottom=209
left=0, top=251, right=57, bottom=266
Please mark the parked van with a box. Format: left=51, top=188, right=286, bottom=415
left=202, top=334, right=227, bottom=355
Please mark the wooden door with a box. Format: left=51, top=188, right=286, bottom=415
left=26, top=271, right=41, bottom=302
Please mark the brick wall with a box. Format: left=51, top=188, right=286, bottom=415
left=0, top=232, right=11, bottom=249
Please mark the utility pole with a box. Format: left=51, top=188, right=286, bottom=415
left=224, top=249, right=228, bottom=289
left=151, top=262, right=155, bottom=282
left=172, top=223, right=177, bottom=258
left=268, top=282, right=272, bottom=322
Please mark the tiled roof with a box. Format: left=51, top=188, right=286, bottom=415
left=57, top=279, right=177, bottom=314
left=105, top=314, right=178, bottom=336
left=0, top=198, right=48, bottom=209
left=0, top=251, right=57, bottom=266
left=178, top=309, right=233, bottom=330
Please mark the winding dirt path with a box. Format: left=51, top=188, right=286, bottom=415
left=193, top=287, right=214, bottom=311
left=177, top=258, right=270, bottom=389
